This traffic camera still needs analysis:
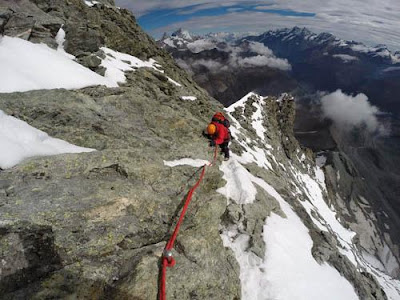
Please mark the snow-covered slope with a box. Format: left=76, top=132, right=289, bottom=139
left=0, top=110, right=94, bottom=169
left=0, top=34, right=114, bottom=92
left=0, top=32, right=183, bottom=93
left=218, top=92, right=400, bottom=299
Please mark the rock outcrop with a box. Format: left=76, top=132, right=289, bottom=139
left=0, top=1, right=240, bottom=299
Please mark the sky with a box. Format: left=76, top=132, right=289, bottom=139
left=115, top=0, right=400, bottom=51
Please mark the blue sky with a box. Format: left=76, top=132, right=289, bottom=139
left=137, top=4, right=315, bottom=33
left=115, top=1, right=400, bottom=50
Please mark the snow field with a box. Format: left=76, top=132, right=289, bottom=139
left=0, top=35, right=115, bottom=93
left=219, top=156, right=358, bottom=300
left=291, top=165, right=400, bottom=299
left=0, top=33, right=183, bottom=94
left=0, top=110, right=95, bottom=169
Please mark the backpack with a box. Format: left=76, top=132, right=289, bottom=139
left=212, top=112, right=230, bottom=128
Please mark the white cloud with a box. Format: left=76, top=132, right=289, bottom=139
left=176, top=58, right=225, bottom=74
left=254, top=5, right=274, bottom=10
left=192, top=59, right=224, bottom=71
left=332, top=54, right=359, bottom=63
left=238, top=55, right=291, bottom=70
left=173, top=39, right=291, bottom=72
left=248, top=41, right=273, bottom=56
left=321, top=89, right=382, bottom=132
left=187, top=39, right=217, bottom=53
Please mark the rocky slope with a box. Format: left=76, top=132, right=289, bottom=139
left=0, top=1, right=239, bottom=299
left=0, top=1, right=400, bottom=300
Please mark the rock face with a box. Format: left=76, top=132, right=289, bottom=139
left=0, top=82, right=240, bottom=299
left=0, top=1, right=240, bottom=299
left=0, top=1, right=399, bottom=299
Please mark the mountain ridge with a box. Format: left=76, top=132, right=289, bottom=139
left=0, top=1, right=399, bottom=299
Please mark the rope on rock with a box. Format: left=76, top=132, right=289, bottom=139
left=159, top=146, right=218, bottom=300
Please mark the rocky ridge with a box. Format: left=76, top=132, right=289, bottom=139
left=0, top=1, right=399, bottom=299
left=0, top=0, right=240, bottom=298
left=220, top=93, right=399, bottom=299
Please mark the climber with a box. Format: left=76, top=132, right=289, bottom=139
left=205, top=112, right=231, bottom=161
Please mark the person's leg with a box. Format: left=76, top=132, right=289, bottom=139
left=221, top=142, right=230, bottom=159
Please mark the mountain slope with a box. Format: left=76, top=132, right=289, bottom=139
left=158, top=29, right=296, bottom=106
left=0, top=2, right=399, bottom=300
left=159, top=28, right=400, bottom=278
left=0, top=1, right=240, bottom=299
left=220, top=92, right=399, bottom=299
left=245, top=26, right=400, bottom=115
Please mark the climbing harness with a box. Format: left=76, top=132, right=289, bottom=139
left=159, top=146, right=218, bottom=300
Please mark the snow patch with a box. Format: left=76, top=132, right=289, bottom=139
left=218, top=156, right=258, bottom=205
left=55, top=27, right=74, bottom=59
left=84, top=0, right=99, bottom=7
left=180, top=96, right=197, bottom=101
left=100, top=47, right=183, bottom=87
left=0, top=110, right=95, bottom=169
left=100, top=47, right=161, bottom=84
left=226, top=92, right=259, bottom=113
left=251, top=98, right=266, bottom=141
left=0, top=36, right=114, bottom=93
left=163, top=158, right=208, bottom=168
left=167, top=77, right=182, bottom=87
left=163, top=38, right=176, bottom=48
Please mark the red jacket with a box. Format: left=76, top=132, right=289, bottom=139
left=212, top=121, right=230, bottom=145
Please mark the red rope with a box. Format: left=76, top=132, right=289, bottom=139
left=159, top=147, right=218, bottom=300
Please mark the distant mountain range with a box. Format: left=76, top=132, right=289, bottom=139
left=159, top=27, right=400, bottom=116
left=246, top=27, right=400, bottom=116
left=158, top=28, right=296, bottom=107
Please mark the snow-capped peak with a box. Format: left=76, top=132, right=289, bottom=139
left=171, top=28, right=193, bottom=41
left=255, top=27, right=400, bottom=64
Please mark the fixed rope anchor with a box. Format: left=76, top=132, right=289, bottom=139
left=162, top=249, right=175, bottom=267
